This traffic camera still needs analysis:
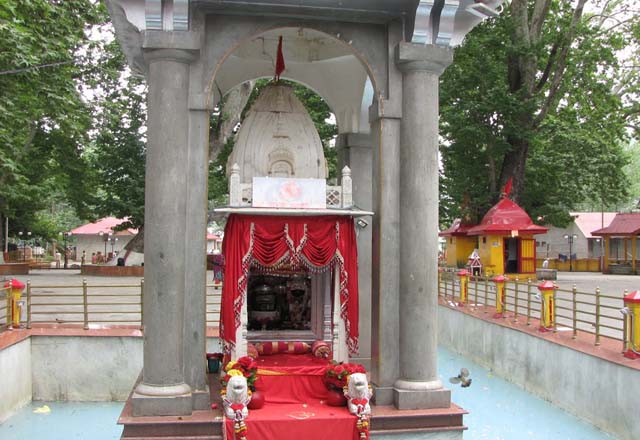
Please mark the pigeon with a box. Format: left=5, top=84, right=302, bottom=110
left=449, top=368, right=472, bottom=388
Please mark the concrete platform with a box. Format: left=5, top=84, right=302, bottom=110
left=118, top=373, right=466, bottom=440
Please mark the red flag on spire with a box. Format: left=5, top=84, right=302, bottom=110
left=274, top=36, right=285, bottom=81
left=501, top=177, right=513, bottom=198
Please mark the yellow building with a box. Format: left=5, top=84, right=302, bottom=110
left=466, top=198, right=547, bottom=276
left=440, top=219, right=477, bottom=268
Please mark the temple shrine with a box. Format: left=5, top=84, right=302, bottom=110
left=442, top=197, right=548, bottom=276
left=105, top=1, right=505, bottom=438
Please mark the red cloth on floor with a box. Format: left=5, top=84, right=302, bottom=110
left=256, top=354, right=331, bottom=404
left=225, top=402, right=359, bottom=440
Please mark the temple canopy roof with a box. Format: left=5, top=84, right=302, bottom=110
left=227, top=83, right=327, bottom=183
left=466, top=198, right=547, bottom=236
left=592, top=213, right=640, bottom=237
left=439, top=218, right=474, bottom=237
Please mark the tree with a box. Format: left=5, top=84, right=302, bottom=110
left=440, top=0, right=637, bottom=227
left=0, top=1, right=104, bottom=253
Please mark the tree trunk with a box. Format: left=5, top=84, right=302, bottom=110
left=0, top=212, right=4, bottom=264
left=209, top=81, right=254, bottom=160
left=124, top=225, right=144, bottom=253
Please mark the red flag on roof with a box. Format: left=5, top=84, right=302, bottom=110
left=501, top=177, right=513, bottom=198
left=274, top=36, right=285, bottom=81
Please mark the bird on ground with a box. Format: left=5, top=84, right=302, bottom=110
left=449, top=368, right=472, bottom=387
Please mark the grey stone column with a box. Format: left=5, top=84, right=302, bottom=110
left=369, top=102, right=402, bottom=405
left=336, top=133, right=373, bottom=369
left=393, top=43, right=453, bottom=409
left=182, top=104, right=210, bottom=411
left=132, top=48, right=196, bottom=416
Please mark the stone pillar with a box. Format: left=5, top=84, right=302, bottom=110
left=183, top=102, right=210, bottom=411
left=336, top=133, right=373, bottom=369
left=393, top=42, right=453, bottom=409
left=132, top=47, right=196, bottom=416
left=369, top=102, right=402, bottom=405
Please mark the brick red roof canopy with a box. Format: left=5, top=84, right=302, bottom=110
left=592, top=213, right=640, bottom=236
left=467, top=198, right=547, bottom=236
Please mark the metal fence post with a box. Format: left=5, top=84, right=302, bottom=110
left=82, top=278, right=89, bottom=330
left=473, top=275, right=479, bottom=306
left=526, top=279, right=532, bottom=325
left=484, top=276, right=489, bottom=312
left=595, top=286, right=601, bottom=346
left=26, top=280, right=32, bottom=329
left=6, top=280, right=12, bottom=329
left=572, top=284, right=577, bottom=339
left=513, top=277, right=520, bottom=322
left=140, top=278, right=144, bottom=330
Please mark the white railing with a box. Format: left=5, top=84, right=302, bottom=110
left=228, top=164, right=353, bottom=208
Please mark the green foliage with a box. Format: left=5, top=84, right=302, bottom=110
left=0, top=1, right=105, bottom=240
left=89, top=73, right=147, bottom=229
left=440, top=0, right=636, bottom=228
left=208, top=139, right=235, bottom=206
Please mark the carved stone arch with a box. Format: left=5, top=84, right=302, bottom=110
left=268, top=147, right=295, bottom=177
left=200, top=17, right=388, bottom=119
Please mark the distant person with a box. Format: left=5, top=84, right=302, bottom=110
left=55, top=252, right=61, bottom=269
left=91, top=252, right=97, bottom=264
left=542, top=258, right=550, bottom=269
left=81, top=250, right=86, bottom=265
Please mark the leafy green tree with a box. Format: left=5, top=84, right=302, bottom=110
left=440, top=0, right=637, bottom=227
left=0, top=1, right=104, bottom=252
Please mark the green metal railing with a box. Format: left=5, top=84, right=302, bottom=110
left=438, top=270, right=626, bottom=352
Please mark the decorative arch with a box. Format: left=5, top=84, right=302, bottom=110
left=202, top=19, right=385, bottom=133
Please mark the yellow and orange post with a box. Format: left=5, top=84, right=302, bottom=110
left=3, top=279, right=25, bottom=328
left=493, top=275, right=506, bottom=318
left=537, top=280, right=556, bottom=332
left=622, top=290, right=640, bottom=359
left=457, top=269, right=469, bottom=306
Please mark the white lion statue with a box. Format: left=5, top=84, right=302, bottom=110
left=345, top=372, right=372, bottom=416
left=223, top=375, right=251, bottom=420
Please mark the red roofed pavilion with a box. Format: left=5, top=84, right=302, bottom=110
left=592, top=212, right=640, bottom=274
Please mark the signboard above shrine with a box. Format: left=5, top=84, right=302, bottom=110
left=252, top=177, right=326, bottom=209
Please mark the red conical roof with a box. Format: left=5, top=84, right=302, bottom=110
left=467, top=198, right=547, bottom=236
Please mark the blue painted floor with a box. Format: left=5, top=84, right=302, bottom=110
left=0, top=350, right=618, bottom=440
left=439, top=346, right=617, bottom=440
left=0, top=401, right=123, bottom=440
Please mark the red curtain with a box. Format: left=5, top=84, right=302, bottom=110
left=220, top=215, right=359, bottom=354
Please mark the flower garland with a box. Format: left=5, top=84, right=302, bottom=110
left=323, top=361, right=367, bottom=390
left=221, top=356, right=259, bottom=392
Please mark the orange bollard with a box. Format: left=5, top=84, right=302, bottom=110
left=537, top=280, right=556, bottom=332
left=3, top=279, right=25, bottom=328
left=457, top=269, right=469, bottom=306
left=492, top=275, right=506, bottom=318
left=622, top=290, right=640, bottom=359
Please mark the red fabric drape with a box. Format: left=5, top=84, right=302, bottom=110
left=220, top=215, right=359, bottom=354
